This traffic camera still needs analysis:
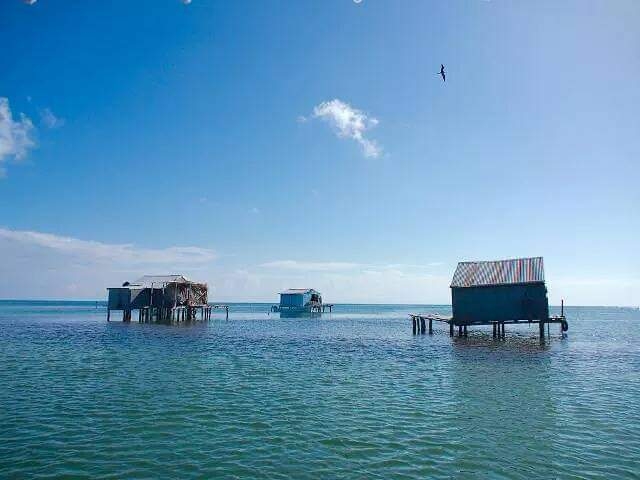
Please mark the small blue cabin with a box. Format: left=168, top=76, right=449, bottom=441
left=279, top=288, right=322, bottom=312
left=451, top=257, right=549, bottom=325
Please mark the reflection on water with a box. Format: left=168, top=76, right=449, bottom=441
left=0, top=302, right=638, bottom=479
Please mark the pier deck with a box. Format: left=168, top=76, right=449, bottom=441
left=271, top=303, right=334, bottom=313
left=408, top=313, right=568, bottom=340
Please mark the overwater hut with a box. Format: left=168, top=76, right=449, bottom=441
left=273, top=288, right=332, bottom=314
left=280, top=288, right=322, bottom=312
left=410, top=257, right=567, bottom=339
left=451, top=257, right=549, bottom=325
left=106, top=274, right=219, bottom=322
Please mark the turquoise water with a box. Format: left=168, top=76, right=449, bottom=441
left=1, top=301, right=639, bottom=479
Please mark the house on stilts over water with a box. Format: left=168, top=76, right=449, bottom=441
left=107, top=274, right=228, bottom=322
left=271, top=288, right=333, bottom=316
left=410, top=257, right=568, bottom=339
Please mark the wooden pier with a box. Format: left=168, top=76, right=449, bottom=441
left=408, top=311, right=568, bottom=340
left=270, top=303, right=334, bottom=314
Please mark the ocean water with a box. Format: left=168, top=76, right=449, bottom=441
left=1, top=301, right=639, bottom=479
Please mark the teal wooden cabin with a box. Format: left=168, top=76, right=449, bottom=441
left=410, top=257, right=567, bottom=339
left=272, top=288, right=329, bottom=316
left=450, top=257, right=549, bottom=325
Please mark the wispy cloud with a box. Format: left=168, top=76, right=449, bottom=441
left=0, top=227, right=218, bottom=299
left=0, top=228, right=216, bottom=265
left=260, top=260, right=361, bottom=272
left=39, top=108, right=65, bottom=129
left=259, top=260, right=443, bottom=273
left=311, top=99, right=382, bottom=158
left=0, top=97, right=36, bottom=177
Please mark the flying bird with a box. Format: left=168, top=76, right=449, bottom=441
left=438, top=64, right=446, bottom=82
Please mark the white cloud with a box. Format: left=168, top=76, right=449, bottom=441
left=1, top=228, right=634, bottom=305
left=229, top=265, right=451, bottom=304
left=23, top=0, right=37, bottom=4
left=259, top=260, right=443, bottom=273
left=40, top=108, right=65, bottom=129
left=312, top=99, right=382, bottom=158
left=0, top=227, right=218, bottom=299
left=547, top=276, right=640, bottom=307
left=0, top=97, right=36, bottom=177
left=260, top=260, right=361, bottom=272
left=0, top=228, right=216, bottom=265
left=182, top=0, right=192, bottom=4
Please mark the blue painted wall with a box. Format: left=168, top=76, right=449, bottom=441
left=451, top=283, right=549, bottom=325
left=280, top=293, right=305, bottom=308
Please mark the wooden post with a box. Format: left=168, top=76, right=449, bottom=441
left=429, top=318, right=433, bottom=335
left=420, top=317, right=426, bottom=334
left=449, top=322, right=454, bottom=337
left=458, top=325, right=462, bottom=336
left=492, top=322, right=496, bottom=338
left=107, top=308, right=110, bottom=322
left=501, top=322, right=505, bottom=338
left=463, top=325, right=468, bottom=336
left=412, top=317, right=417, bottom=335
left=539, top=320, right=545, bottom=340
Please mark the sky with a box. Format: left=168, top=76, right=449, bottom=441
left=0, top=0, right=638, bottom=305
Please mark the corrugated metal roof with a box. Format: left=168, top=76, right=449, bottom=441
left=133, top=275, right=191, bottom=287
left=279, top=288, right=319, bottom=295
left=450, top=257, right=544, bottom=288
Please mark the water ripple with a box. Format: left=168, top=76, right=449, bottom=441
left=0, top=304, right=639, bottom=478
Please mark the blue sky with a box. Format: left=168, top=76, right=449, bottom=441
left=0, top=0, right=638, bottom=305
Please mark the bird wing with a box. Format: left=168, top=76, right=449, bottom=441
left=442, top=72, right=446, bottom=82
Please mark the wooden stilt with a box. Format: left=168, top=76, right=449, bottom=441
left=463, top=325, right=468, bottom=336
left=412, top=317, right=417, bottom=335
left=492, top=322, right=497, bottom=338
left=501, top=322, right=505, bottom=338
left=449, top=322, right=454, bottom=336
left=107, top=308, right=110, bottom=322
left=420, top=317, right=426, bottom=334
left=539, top=320, right=545, bottom=340
left=429, top=318, right=433, bottom=335
left=458, top=325, right=463, bottom=336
